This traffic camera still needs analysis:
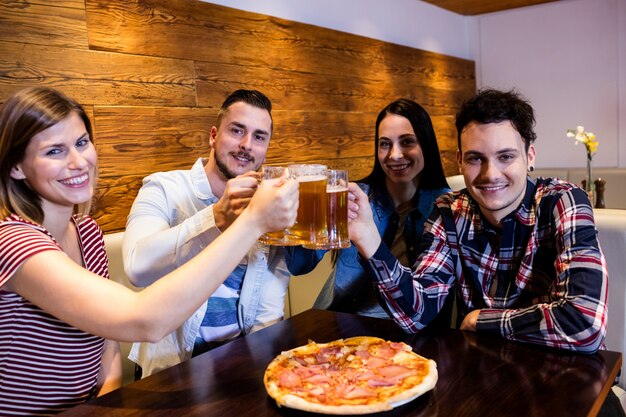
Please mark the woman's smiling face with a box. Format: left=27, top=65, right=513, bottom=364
left=377, top=114, right=424, bottom=187
left=11, top=111, right=97, bottom=211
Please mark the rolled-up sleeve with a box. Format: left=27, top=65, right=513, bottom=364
left=123, top=174, right=221, bottom=287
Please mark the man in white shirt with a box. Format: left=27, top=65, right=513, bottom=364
left=122, top=90, right=289, bottom=377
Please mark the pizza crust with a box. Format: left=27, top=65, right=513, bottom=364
left=264, top=337, right=438, bottom=415
left=387, top=359, right=438, bottom=406
left=279, top=393, right=393, bottom=414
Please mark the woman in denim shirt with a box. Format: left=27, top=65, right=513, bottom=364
left=286, top=99, right=450, bottom=318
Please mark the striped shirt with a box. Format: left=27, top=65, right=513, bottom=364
left=193, top=262, right=246, bottom=355
left=365, top=177, right=608, bottom=353
left=0, top=214, right=108, bottom=416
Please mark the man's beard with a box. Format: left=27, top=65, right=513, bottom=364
left=215, top=151, right=256, bottom=180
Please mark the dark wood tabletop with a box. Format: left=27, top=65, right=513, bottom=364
left=59, top=309, right=621, bottom=417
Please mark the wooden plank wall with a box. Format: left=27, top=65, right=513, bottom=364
left=0, top=0, right=475, bottom=233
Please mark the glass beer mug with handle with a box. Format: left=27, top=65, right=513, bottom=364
left=322, top=169, right=350, bottom=249
left=257, top=166, right=300, bottom=246
left=288, top=164, right=329, bottom=248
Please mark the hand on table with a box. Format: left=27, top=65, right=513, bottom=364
left=460, top=309, right=481, bottom=332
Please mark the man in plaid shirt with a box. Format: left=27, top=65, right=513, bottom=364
left=348, top=89, right=608, bottom=354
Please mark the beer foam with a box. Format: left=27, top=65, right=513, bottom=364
left=296, top=174, right=326, bottom=182
left=327, top=185, right=348, bottom=192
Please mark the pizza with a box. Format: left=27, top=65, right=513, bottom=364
left=263, top=336, right=437, bottom=414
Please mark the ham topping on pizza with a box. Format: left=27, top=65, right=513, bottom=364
left=264, top=337, right=436, bottom=408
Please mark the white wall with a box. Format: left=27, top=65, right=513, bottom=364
left=618, top=0, right=626, bottom=168
left=203, top=0, right=625, bottom=169
left=477, top=0, right=625, bottom=169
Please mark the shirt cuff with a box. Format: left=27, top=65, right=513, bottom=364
left=475, top=308, right=510, bottom=336
left=360, top=241, right=396, bottom=284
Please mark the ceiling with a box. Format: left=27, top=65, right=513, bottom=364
left=421, top=0, right=561, bottom=15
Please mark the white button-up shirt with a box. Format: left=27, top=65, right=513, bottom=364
left=123, top=158, right=289, bottom=377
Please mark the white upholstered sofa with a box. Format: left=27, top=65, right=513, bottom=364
left=103, top=232, right=138, bottom=386
left=594, top=209, right=626, bottom=390
left=533, top=168, right=626, bottom=210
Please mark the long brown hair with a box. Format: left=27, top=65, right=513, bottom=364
left=0, top=87, right=96, bottom=223
left=360, top=98, right=448, bottom=190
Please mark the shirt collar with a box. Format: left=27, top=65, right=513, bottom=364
left=370, top=184, right=395, bottom=213
left=461, top=176, right=537, bottom=239
left=370, top=184, right=421, bottom=220
left=513, top=176, right=537, bottom=226
left=190, top=157, right=218, bottom=202
left=416, top=188, right=444, bottom=219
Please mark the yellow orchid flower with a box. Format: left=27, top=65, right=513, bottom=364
left=566, top=125, right=599, bottom=159
left=566, top=125, right=600, bottom=195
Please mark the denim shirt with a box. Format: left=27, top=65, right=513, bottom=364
left=285, top=183, right=449, bottom=319
left=124, top=158, right=289, bottom=377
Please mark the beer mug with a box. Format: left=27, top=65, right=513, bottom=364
left=258, top=166, right=300, bottom=246
left=323, top=170, right=350, bottom=249
left=288, top=164, right=328, bottom=248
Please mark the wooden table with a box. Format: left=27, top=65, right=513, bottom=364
left=60, top=309, right=622, bottom=417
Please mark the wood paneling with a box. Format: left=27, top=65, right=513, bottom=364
left=94, top=106, right=213, bottom=178
left=0, top=1, right=89, bottom=48
left=422, top=0, right=560, bottom=15
left=194, top=58, right=473, bottom=116
left=26, top=1, right=86, bottom=8
left=269, top=110, right=374, bottom=176
left=0, top=41, right=196, bottom=106
left=92, top=175, right=145, bottom=232
left=0, top=0, right=475, bottom=233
